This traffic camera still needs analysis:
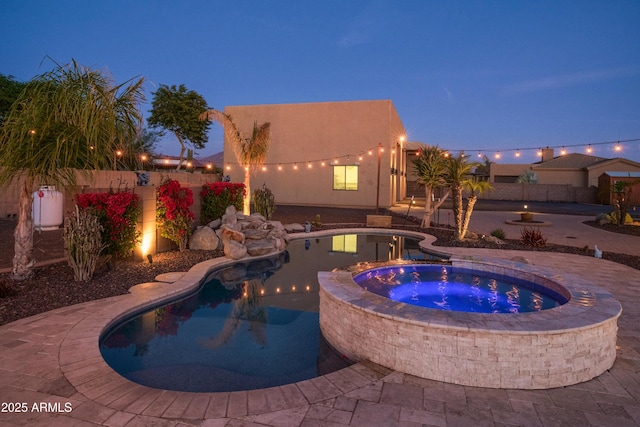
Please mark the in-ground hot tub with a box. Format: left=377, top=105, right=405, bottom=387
left=318, top=256, right=622, bottom=389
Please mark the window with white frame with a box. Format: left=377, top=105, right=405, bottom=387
left=333, top=165, right=358, bottom=190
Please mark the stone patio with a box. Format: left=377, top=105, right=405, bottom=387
left=1, top=225, right=640, bottom=426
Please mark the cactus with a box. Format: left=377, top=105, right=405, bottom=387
left=64, top=205, right=107, bottom=281
left=312, top=214, right=322, bottom=227
left=253, top=183, right=276, bottom=219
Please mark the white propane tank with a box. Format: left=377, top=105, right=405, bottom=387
left=32, top=185, right=64, bottom=231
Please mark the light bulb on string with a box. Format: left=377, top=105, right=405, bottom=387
left=494, top=151, right=501, bottom=159
left=560, top=147, right=567, bottom=155
left=615, top=142, right=622, bottom=152
left=278, top=164, right=282, bottom=171
left=586, top=145, right=592, bottom=154
left=307, top=162, right=312, bottom=168
left=293, top=163, right=298, bottom=170
left=515, top=150, right=520, bottom=158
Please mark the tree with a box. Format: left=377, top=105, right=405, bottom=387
left=148, top=84, right=210, bottom=171
left=516, top=170, right=538, bottom=184
left=0, top=60, right=144, bottom=280
left=118, top=128, right=161, bottom=171
left=0, top=74, right=27, bottom=126
left=612, top=179, right=639, bottom=226
left=412, top=144, right=451, bottom=227
left=444, top=153, right=492, bottom=240
left=200, top=109, right=270, bottom=215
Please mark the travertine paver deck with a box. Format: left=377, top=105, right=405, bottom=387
left=1, top=224, right=640, bottom=425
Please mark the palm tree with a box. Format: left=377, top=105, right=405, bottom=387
left=412, top=144, right=451, bottom=227
left=200, top=109, right=270, bottom=215
left=0, top=60, right=144, bottom=280
left=444, top=153, right=492, bottom=240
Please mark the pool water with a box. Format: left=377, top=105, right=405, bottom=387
left=100, top=234, right=433, bottom=392
left=354, top=265, right=567, bottom=313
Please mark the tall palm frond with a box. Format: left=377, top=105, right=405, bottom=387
left=200, top=109, right=271, bottom=214
left=0, top=59, right=144, bottom=280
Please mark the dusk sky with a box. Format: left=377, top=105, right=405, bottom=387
left=2, top=1, right=640, bottom=163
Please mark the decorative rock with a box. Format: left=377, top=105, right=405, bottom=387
left=224, top=239, right=247, bottom=260
left=246, top=240, right=276, bottom=257
left=483, top=235, right=505, bottom=245
left=221, top=205, right=238, bottom=227
left=244, top=228, right=270, bottom=240
left=466, top=231, right=479, bottom=239
left=207, top=218, right=222, bottom=229
left=284, top=223, right=305, bottom=233
left=190, top=226, right=220, bottom=250
left=220, top=225, right=245, bottom=245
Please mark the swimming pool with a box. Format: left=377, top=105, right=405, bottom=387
left=353, top=264, right=566, bottom=313
left=100, top=233, right=438, bottom=392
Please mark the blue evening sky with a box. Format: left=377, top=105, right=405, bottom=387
left=2, top=0, right=639, bottom=163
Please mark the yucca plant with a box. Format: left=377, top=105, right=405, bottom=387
left=64, top=206, right=107, bottom=281
left=253, top=183, right=276, bottom=219
left=520, top=227, right=547, bottom=248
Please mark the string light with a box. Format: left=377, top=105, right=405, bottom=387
left=219, top=138, right=639, bottom=170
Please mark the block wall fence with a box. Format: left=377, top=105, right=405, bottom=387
left=476, top=183, right=599, bottom=203
left=0, top=170, right=221, bottom=260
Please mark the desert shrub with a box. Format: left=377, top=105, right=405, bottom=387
left=157, top=178, right=195, bottom=252
left=490, top=228, right=506, bottom=240
left=200, top=182, right=245, bottom=224
left=76, top=190, right=141, bottom=257
left=520, top=227, right=547, bottom=247
left=607, top=211, right=633, bottom=225
left=595, top=212, right=609, bottom=222
left=253, top=183, right=276, bottom=219
left=64, top=206, right=106, bottom=281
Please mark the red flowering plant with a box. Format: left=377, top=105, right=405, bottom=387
left=157, top=178, right=195, bottom=251
left=200, top=182, right=245, bottom=224
left=76, top=190, right=141, bottom=257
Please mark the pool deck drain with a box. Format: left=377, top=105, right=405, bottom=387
left=1, top=229, right=640, bottom=425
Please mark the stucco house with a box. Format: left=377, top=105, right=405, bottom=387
left=222, top=100, right=407, bottom=209
left=487, top=148, right=640, bottom=203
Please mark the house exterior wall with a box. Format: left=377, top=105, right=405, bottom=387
left=534, top=169, right=587, bottom=187
left=224, top=100, right=406, bottom=208
left=589, top=162, right=640, bottom=188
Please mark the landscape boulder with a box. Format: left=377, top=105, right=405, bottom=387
left=189, top=226, right=220, bottom=250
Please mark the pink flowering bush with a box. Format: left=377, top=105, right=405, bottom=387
left=157, top=178, right=194, bottom=251
left=200, top=182, right=245, bottom=224
left=76, top=190, right=141, bottom=258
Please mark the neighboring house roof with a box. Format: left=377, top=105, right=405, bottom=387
left=586, top=157, right=640, bottom=170
left=533, top=153, right=608, bottom=169
left=153, top=155, right=207, bottom=169
left=198, top=151, right=224, bottom=168
left=602, top=171, right=640, bottom=178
